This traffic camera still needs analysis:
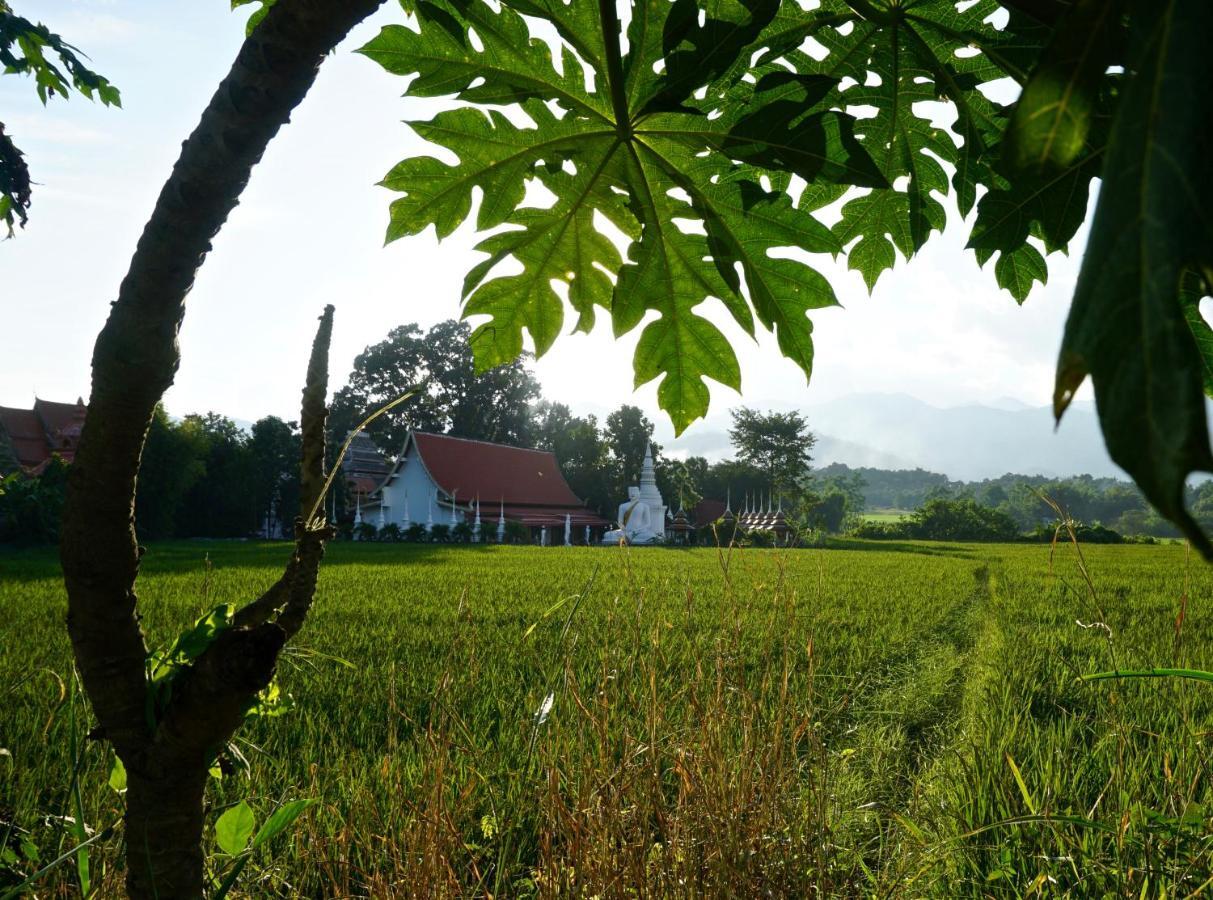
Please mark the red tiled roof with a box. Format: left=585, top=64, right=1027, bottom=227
left=0, top=398, right=87, bottom=471
left=692, top=498, right=727, bottom=526
left=0, top=406, right=50, bottom=468
left=412, top=432, right=592, bottom=510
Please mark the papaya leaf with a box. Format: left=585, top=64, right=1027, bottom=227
left=364, top=0, right=882, bottom=433
left=1180, top=272, right=1213, bottom=398
left=1004, top=0, right=1126, bottom=172
left=763, top=0, right=1012, bottom=290
left=1055, top=0, right=1213, bottom=557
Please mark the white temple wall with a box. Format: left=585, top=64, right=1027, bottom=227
left=378, top=444, right=466, bottom=528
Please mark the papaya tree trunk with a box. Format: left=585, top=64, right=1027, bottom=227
left=59, top=1, right=384, bottom=896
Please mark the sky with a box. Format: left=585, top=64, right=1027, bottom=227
left=1, top=0, right=1099, bottom=455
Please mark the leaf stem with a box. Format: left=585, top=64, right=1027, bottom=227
left=597, top=0, right=631, bottom=134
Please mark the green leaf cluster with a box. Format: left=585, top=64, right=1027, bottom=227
left=365, top=0, right=1213, bottom=548
left=362, top=0, right=885, bottom=432
left=0, top=5, right=119, bottom=233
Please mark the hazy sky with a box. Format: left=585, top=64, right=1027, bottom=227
left=1, top=0, right=1096, bottom=451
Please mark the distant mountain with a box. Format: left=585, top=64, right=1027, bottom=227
left=804, top=393, right=1117, bottom=481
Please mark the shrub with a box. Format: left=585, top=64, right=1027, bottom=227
left=429, top=523, right=451, bottom=543
left=0, top=457, right=69, bottom=545
left=451, top=521, right=474, bottom=543
left=380, top=522, right=403, bottom=542
left=404, top=523, right=428, bottom=543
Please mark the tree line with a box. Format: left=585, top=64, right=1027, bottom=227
left=0, top=320, right=830, bottom=543
left=818, top=463, right=1213, bottom=539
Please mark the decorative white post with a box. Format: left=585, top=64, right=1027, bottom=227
left=564, top=514, right=571, bottom=546
left=541, top=526, right=548, bottom=546
left=473, top=496, right=482, bottom=543
left=426, top=489, right=433, bottom=534
left=497, top=497, right=505, bottom=543
left=377, top=502, right=385, bottom=530
left=353, top=493, right=362, bottom=528
left=403, top=488, right=410, bottom=526
left=450, top=489, right=459, bottom=527
left=584, top=524, right=590, bottom=544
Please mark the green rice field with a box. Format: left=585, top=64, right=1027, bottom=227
left=2, top=540, right=1212, bottom=897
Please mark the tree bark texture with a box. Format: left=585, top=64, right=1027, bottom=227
left=58, top=0, right=384, bottom=896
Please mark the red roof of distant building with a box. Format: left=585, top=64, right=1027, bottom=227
left=408, top=432, right=607, bottom=524
left=0, top=397, right=87, bottom=471
left=692, top=498, right=727, bottom=526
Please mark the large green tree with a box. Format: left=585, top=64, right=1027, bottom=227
left=42, top=0, right=1213, bottom=895
left=329, top=319, right=541, bottom=451
left=532, top=400, right=614, bottom=513
left=728, top=407, right=816, bottom=493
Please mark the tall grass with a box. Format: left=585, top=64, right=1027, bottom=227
left=1, top=540, right=1210, bottom=896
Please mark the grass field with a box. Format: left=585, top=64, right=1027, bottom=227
left=2, top=540, right=1212, bottom=897
left=861, top=510, right=914, bottom=524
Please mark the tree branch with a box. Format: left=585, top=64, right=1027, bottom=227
left=59, top=0, right=385, bottom=764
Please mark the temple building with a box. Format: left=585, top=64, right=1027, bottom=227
left=363, top=431, right=608, bottom=542
left=341, top=431, right=393, bottom=505
left=0, top=397, right=87, bottom=475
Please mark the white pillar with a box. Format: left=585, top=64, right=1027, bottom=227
left=377, top=503, right=385, bottom=529
left=473, top=496, right=481, bottom=543
left=403, top=488, right=410, bottom=526
left=497, top=498, right=505, bottom=543
left=426, top=489, right=433, bottom=534
left=541, top=526, right=548, bottom=546
left=584, top=524, right=590, bottom=544
left=450, top=489, right=459, bottom=527
left=354, top=493, right=362, bottom=527
left=564, top=514, right=571, bottom=546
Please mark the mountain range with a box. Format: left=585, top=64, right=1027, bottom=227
left=669, top=393, right=1133, bottom=482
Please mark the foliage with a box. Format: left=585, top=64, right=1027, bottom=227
left=0, top=456, right=68, bottom=544
left=328, top=319, right=541, bottom=453
left=531, top=401, right=614, bottom=515
left=0, top=3, right=119, bottom=233
left=362, top=0, right=883, bottom=433
left=361, top=0, right=1213, bottom=546
left=248, top=417, right=302, bottom=538
left=4, top=541, right=1212, bottom=895
left=429, top=523, right=451, bottom=543
left=856, top=496, right=1021, bottom=542
left=728, top=407, right=815, bottom=494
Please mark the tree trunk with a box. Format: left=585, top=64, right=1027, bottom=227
left=58, top=1, right=384, bottom=896
left=124, top=770, right=209, bottom=899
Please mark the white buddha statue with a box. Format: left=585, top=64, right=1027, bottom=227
left=602, top=445, right=665, bottom=544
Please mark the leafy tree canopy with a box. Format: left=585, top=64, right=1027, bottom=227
left=729, top=406, right=815, bottom=491
left=330, top=319, right=541, bottom=451
left=363, top=0, right=1213, bottom=552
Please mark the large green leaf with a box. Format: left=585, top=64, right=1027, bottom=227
left=1055, top=0, right=1213, bottom=557
left=1003, top=0, right=1125, bottom=172
left=363, top=0, right=882, bottom=432
left=744, top=0, right=1012, bottom=291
